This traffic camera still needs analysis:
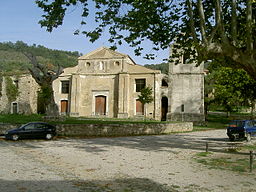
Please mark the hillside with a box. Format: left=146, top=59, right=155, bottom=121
left=0, top=41, right=80, bottom=73
left=0, top=41, right=169, bottom=75
left=144, top=63, right=168, bottom=74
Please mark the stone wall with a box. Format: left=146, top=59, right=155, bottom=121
left=168, top=113, right=205, bottom=122
left=0, top=75, right=39, bottom=114
left=0, top=122, right=193, bottom=137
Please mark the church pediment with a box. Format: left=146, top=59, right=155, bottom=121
left=79, top=47, right=128, bottom=60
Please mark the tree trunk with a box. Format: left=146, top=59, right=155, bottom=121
left=41, top=83, right=59, bottom=117
left=250, top=101, right=255, bottom=119
left=46, top=95, right=59, bottom=117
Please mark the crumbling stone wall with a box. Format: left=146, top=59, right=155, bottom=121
left=0, top=74, right=40, bottom=114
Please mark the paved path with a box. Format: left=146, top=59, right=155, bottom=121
left=0, top=129, right=256, bottom=192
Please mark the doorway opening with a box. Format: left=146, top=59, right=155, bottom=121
left=161, top=97, right=168, bottom=121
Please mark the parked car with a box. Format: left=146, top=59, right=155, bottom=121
left=5, top=122, right=56, bottom=141
left=227, top=120, right=256, bottom=141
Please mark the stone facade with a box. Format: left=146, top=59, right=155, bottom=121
left=53, top=47, right=164, bottom=120
left=0, top=46, right=205, bottom=122
left=167, top=63, right=205, bottom=122
left=0, top=74, right=39, bottom=114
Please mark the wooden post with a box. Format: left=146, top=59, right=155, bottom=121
left=250, top=151, right=253, bottom=172
left=206, top=142, right=208, bottom=152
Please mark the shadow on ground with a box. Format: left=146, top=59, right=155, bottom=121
left=0, top=130, right=251, bottom=156
left=0, top=177, right=200, bottom=192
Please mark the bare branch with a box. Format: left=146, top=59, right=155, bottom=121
left=187, top=0, right=198, bottom=44
left=208, top=25, right=219, bottom=43
left=215, top=0, right=229, bottom=44
left=246, top=0, right=253, bottom=53
left=231, top=0, right=237, bottom=45
left=197, top=0, right=207, bottom=44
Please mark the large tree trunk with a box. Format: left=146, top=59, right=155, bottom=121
left=41, top=83, right=59, bottom=117
left=45, top=89, right=59, bottom=117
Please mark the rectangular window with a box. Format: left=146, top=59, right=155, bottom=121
left=135, top=79, right=146, bottom=92
left=181, top=104, right=185, bottom=112
left=61, top=81, right=70, bottom=94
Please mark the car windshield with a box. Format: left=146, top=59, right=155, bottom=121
left=19, top=123, right=29, bottom=129
left=229, top=121, right=245, bottom=128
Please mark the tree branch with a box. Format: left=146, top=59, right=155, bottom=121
left=231, top=0, right=237, bottom=45
left=246, top=0, right=253, bottom=53
left=187, top=0, right=198, bottom=44
left=197, top=0, right=207, bottom=44
left=215, top=0, right=229, bottom=44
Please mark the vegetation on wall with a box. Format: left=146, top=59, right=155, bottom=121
left=5, top=76, right=19, bottom=102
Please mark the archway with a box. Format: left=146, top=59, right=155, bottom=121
left=161, top=97, right=168, bottom=121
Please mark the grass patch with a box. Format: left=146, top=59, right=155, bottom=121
left=195, top=152, right=213, bottom=157
left=194, top=112, right=253, bottom=131
left=0, top=114, right=43, bottom=124
left=242, top=144, right=256, bottom=151
left=194, top=151, right=256, bottom=173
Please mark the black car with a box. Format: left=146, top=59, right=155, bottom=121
left=5, top=122, right=57, bottom=141
left=227, top=120, right=256, bottom=141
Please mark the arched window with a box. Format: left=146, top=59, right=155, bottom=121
left=86, top=62, right=91, bottom=67
left=99, top=61, right=104, bottom=70
left=161, top=79, right=168, bottom=87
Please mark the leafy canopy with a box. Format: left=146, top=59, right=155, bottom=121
left=36, top=0, right=256, bottom=79
left=212, top=67, right=256, bottom=113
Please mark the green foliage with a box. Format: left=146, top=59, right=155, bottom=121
left=0, top=41, right=80, bottom=72
left=213, top=67, right=256, bottom=113
left=5, top=76, right=19, bottom=102
left=37, top=85, right=54, bottom=114
left=138, top=86, right=154, bottom=105
left=144, top=63, right=168, bottom=74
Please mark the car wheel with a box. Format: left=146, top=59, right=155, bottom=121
left=12, top=134, right=19, bottom=141
left=46, top=133, right=53, bottom=140
left=247, top=133, right=251, bottom=142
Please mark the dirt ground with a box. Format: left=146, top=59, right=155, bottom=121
left=1, top=129, right=256, bottom=192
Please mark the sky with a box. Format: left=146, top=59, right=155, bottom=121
left=0, top=0, right=169, bottom=65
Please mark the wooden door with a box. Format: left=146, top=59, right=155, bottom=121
left=95, top=96, right=106, bottom=115
left=61, top=100, right=68, bottom=113
left=136, top=100, right=144, bottom=115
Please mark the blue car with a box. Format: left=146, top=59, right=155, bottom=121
left=227, top=120, right=256, bottom=141
left=5, top=122, right=56, bottom=141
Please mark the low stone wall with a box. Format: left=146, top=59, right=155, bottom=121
left=0, top=122, right=193, bottom=137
